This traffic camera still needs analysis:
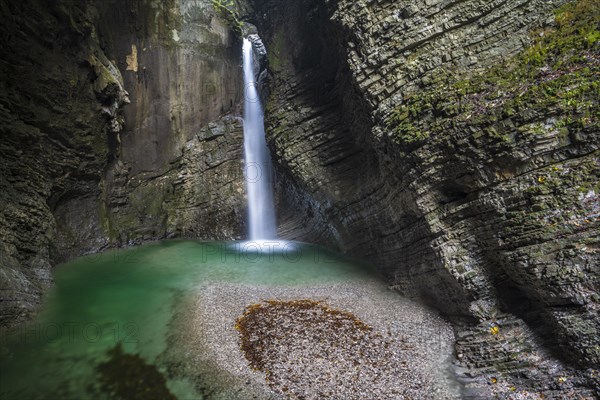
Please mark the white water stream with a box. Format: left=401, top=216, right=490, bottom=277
left=242, top=38, right=277, bottom=240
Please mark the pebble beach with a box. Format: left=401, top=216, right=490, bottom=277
left=167, top=279, right=462, bottom=399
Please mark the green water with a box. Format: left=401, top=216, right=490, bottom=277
left=0, top=240, right=375, bottom=399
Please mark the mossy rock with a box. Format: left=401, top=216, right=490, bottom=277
left=384, top=0, right=600, bottom=147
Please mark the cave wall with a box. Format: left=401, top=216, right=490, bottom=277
left=254, top=0, right=599, bottom=391
left=0, top=0, right=248, bottom=327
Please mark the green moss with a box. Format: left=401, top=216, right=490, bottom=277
left=211, top=0, right=243, bottom=36
left=385, top=0, right=599, bottom=147
left=386, top=100, right=431, bottom=145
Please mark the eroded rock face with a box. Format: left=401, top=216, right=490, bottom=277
left=253, top=0, right=599, bottom=394
left=93, top=0, right=247, bottom=244
left=0, top=0, right=248, bottom=326
left=0, top=0, right=120, bottom=326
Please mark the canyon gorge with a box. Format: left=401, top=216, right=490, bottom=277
left=0, top=0, right=598, bottom=398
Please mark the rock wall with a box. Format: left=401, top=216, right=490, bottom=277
left=254, top=0, right=599, bottom=395
left=0, top=0, right=248, bottom=327
left=93, top=0, right=247, bottom=245
left=0, top=0, right=120, bottom=326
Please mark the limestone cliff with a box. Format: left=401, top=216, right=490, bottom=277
left=93, top=0, right=247, bottom=246
left=254, top=0, right=599, bottom=396
left=0, top=0, right=248, bottom=326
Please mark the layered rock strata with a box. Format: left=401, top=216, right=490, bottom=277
left=254, top=0, right=599, bottom=395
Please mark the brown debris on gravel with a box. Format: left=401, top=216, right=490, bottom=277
left=235, top=299, right=427, bottom=399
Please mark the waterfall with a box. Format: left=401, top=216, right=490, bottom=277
left=242, top=38, right=277, bottom=240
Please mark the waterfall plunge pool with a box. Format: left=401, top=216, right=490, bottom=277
left=0, top=240, right=461, bottom=399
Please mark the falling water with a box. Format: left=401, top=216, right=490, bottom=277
left=242, top=38, right=277, bottom=240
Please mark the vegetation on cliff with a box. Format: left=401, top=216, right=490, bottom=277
left=386, top=0, right=599, bottom=147
left=212, top=0, right=244, bottom=35
left=382, top=0, right=600, bottom=371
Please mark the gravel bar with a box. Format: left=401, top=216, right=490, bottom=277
left=167, top=280, right=462, bottom=399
